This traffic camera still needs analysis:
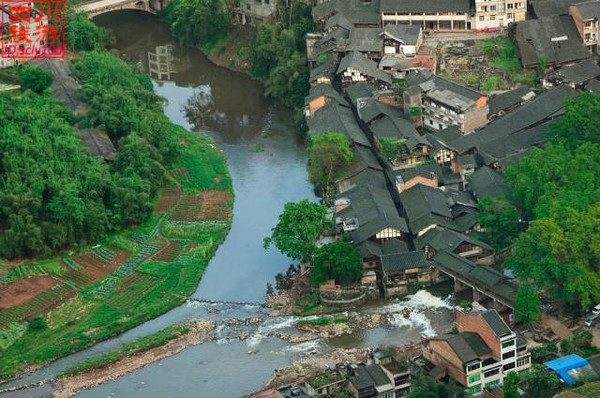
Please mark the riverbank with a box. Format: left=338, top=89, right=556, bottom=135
left=53, top=320, right=214, bottom=398
left=0, top=53, right=233, bottom=381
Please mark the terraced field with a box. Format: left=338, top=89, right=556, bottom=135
left=0, top=130, right=232, bottom=379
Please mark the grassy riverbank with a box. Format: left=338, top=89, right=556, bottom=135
left=0, top=56, right=233, bottom=380
left=59, top=323, right=190, bottom=377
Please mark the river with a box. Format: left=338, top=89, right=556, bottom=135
left=0, top=11, right=453, bottom=398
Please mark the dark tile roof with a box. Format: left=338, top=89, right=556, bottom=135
left=442, top=332, right=492, bottom=364
left=381, top=24, right=422, bottom=46
left=380, top=250, right=429, bottom=272
left=370, top=115, right=430, bottom=149
left=554, top=60, right=600, bottom=84
left=433, top=251, right=518, bottom=305
left=306, top=84, right=349, bottom=107
left=359, top=99, right=403, bottom=124
left=574, top=0, right=600, bottom=19
left=325, top=12, right=353, bottom=31
left=309, top=60, right=337, bottom=83
left=415, top=227, right=493, bottom=253
left=379, top=0, right=470, bottom=13
left=587, top=79, right=600, bottom=93
left=337, top=51, right=392, bottom=84
left=348, top=28, right=383, bottom=53
left=468, top=165, right=510, bottom=201
left=481, top=310, right=512, bottom=337
left=315, top=28, right=350, bottom=48
left=417, top=75, right=484, bottom=111
left=307, top=101, right=371, bottom=147
left=530, top=0, right=591, bottom=17
left=488, top=87, right=535, bottom=116
left=358, top=238, right=409, bottom=258
left=391, top=163, right=442, bottom=185
left=515, top=15, right=590, bottom=68
left=366, top=364, right=392, bottom=387
left=335, top=170, right=409, bottom=244
left=346, top=82, right=375, bottom=104
left=314, top=0, right=380, bottom=25
left=452, top=85, right=577, bottom=154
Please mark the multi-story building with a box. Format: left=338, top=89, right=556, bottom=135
left=380, top=0, right=471, bottom=31
left=569, top=1, right=599, bottom=54
left=404, top=75, right=489, bottom=134
left=473, top=0, right=526, bottom=31
left=422, top=309, right=531, bottom=396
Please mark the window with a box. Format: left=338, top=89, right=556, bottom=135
left=468, top=374, right=481, bottom=384
left=503, top=362, right=515, bottom=371
left=490, top=15, right=496, bottom=20
left=484, top=368, right=500, bottom=378
left=507, top=13, right=513, bottom=19
left=507, top=3, right=514, bottom=8
left=486, top=380, right=500, bottom=388
left=467, top=385, right=481, bottom=395
left=517, top=357, right=530, bottom=367
left=479, top=16, right=485, bottom=21
left=503, top=351, right=515, bottom=360
left=490, top=5, right=496, bottom=10
left=468, top=363, right=481, bottom=372
left=502, top=340, right=515, bottom=349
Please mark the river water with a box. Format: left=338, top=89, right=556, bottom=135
left=0, top=11, right=454, bottom=398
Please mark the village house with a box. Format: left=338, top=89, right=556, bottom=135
left=304, top=84, right=350, bottom=119
left=309, top=59, right=337, bottom=86
left=346, top=82, right=375, bottom=109
left=337, top=51, right=393, bottom=90
left=307, top=101, right=372, bottom=148
left=379, top=0, right=471, bottom=31
left=487, top=87, right=536, bottom=120
left=543, top=59, right=600, bottom=89
left=312, top=0, right=380, bottom=30
left=238, top=0, right=276, bottom=24
left=380, top=250, right=438, bottom=297
left=514, top=15, right=590, bottom=71
left=391, top=163, right=463, bottom=193
left=569, top=1, right=599, bottom=54
left=416, top=227, right=495, bottom=265
left=399, top=183, right=479, bottom=237
left=422, top=309, right=530, bottom=396
left=380, top=24, right=424, bottom=57
left=346, top=28, right=384, bottom=61
left=472, top=0, right=526, bottom=31
left=404, top=75, right=489, bottom=134
left=376, top=354, right=413, bottom=396
left=468, top=166, right=511, bottom=203
left=424, top=127, right=461, bottom=166
left=451, top=154, right=479, bottom=184
left=347, top=363, right=395, bottom=398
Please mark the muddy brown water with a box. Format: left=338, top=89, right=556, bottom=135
left=0, top=11, right=453, bottom=398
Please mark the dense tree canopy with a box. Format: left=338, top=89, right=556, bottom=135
left=478, top=196, right=521, bottom=249
left=311, top=240, right=362, bottom=286
left=66, top=12, right=112, bottom=51
left=504, top=92, right=600, bottom=311
left=263, top=200, right=330, bottom=261
left=18, top=65, right=53, bottom=94
left=307, top=133, right=353, bottom=200
left=163, top=0, right=232, bottom=48
left=514, top=285, right=541, bottom=326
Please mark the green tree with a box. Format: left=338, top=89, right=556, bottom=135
left=164, top=0, right=232, bottom=47
left=550, top=92, right=600, bottom=149
left=66, top=12, right=112, bottom=51
left=311, top=240, right=362, bottom=286
left=406, top=374, right=457, bottom=398
left=307, top=133, right=353, bottom=199
left=380, top=137, right=406, bottom=163
left=514, top=285, right=541, bottom=326
left=523, top=364, right=558, bottom=398
left=18, top=65, right=53, bottom=94
left=503, top=371, right=521, bottom=398
left=478, top=197, right=521, bottom=249
left=263, top=199, right=329, bottom=262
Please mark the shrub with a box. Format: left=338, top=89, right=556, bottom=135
left=18, top=65, right=53, bottom=94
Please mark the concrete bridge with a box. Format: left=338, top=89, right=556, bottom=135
left=75, top=0, right=168, bottom=18
left=433, top=251, right=517, bottom=311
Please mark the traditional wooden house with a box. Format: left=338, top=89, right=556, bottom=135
left=337, top=51, right=393, bottom=90
left=380, top=250, right=438, bottom=297
left=304, top=84, right=350, bottom=119
left=380, top=24, right=424, bottom=57
left=416, top=227, right=495, bottom=265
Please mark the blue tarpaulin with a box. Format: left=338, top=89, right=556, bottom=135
left=545, top=354, right=590, bottom=386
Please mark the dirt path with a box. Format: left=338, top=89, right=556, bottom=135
left=53, top=320, right=215, bottom=398
left=542, top=313, right=572, bottom=339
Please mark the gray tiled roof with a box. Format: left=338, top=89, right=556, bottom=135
left=481, top=310, right=512, bottom=337
left=488, top=87, right=535, bottom=116
left=468, top=166, right=510, bottom=201
left=348, top=28, right=383, bottom=53
left=574, top=0, right=600, bottom=19
left=415, top=226, right=493, bottom=253
left=433, top=251, right=518, bottom=305
left=381, top=250, right=429, bottom=272
left=379, top=0, right=470, bottom=13
left=515, top=15, right=590, bottom=68
left=337, top=51, right=393, bottom=84
left=313, top=0, right=380, bottom=25
left=359, top=99, right=403, bottom=124
left=325, top=12, right=353, bottom=31
left=442, top=332, right=492, bottom=364
left=530, top=0, right=592, bottom=17
left=307, top=101, right=371, bottom=147
left=554, top=59, right=600, bottom=84
left=346, top=82, right=375, bottom=104
left=381, top=24, right=422, bottom=46
left=370, top=115, right=430, bottom=149
left=417, top=75, right=484, bottom=111
left=306, top=84, right=349, bottom=107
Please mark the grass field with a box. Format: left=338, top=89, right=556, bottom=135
left=0, top=128, right=232, bottom=381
